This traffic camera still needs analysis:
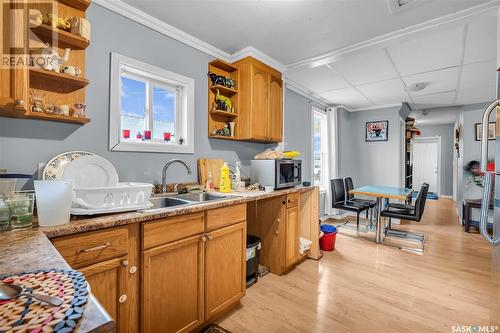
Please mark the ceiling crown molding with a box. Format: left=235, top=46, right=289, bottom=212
left=229, top=47, right=285, bottom=72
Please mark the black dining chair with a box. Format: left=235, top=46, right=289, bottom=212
left=331, top=178, right=371, bottom=238
left=380, top=183, right=429, bottom=243
left=344, top=177, right=376, bottom=223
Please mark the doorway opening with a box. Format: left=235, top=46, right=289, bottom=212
left=412, top=136, right=441, bottom=195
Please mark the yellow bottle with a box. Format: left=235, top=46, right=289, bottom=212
left=219, top=162, right=231, bottom=193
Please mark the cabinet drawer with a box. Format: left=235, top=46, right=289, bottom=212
left=287, top=193, right=299, bottom=208
left=142, top=212, right=204, bottom=250
left=206, top=203, right=247, bottom=231
left=52, top=227, right=129, bottom=269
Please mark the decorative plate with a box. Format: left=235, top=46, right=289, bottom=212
left=42, top=151, right=94, bottom=181
left=62, top=155, right=119, bottom=188
left=0, top=269, right=89, bottom=333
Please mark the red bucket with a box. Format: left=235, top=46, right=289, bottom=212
left=320, top=230, right=337, bottom=251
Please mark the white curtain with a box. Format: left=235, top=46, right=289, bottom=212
left=325, top=107, right=338, bottom=217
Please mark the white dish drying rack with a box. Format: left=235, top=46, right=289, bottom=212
left=71, top=182, right=153, bottom=215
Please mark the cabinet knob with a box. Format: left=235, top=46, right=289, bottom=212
left=207, top=235, right=213, bottom=240
left=200, top=236, right=207, bottom=242
left=276, top=218, right=281, bottom=223
left=119, top=294, right=127, bottom=303
left=121, top=260, right=129, bottom=267
left=288, top=199, right=291, bottom=203
left=275, top=230, right=279, bottom=236
left=15, top=99, right=24, bottom=107
left=129, top=266, right=137, bottom=274
left=282, top=201, right=286, bottom=205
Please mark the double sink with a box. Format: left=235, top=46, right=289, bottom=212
left=148, top=192, right=229, bottom=210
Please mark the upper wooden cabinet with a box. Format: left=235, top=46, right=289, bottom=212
left=207, top=57, right=282, bottom=143
left=0, top=0, right=28, bottom=113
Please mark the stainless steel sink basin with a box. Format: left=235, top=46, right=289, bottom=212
left=175, top=192, right=227, bottom=202
left=149, top=196, right=190, bottom=209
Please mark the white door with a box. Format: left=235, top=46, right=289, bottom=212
left=413, top=139, right=439, bottom=194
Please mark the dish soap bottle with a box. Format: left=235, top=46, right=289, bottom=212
left=206, top=171, right=214, bottom=191
left=219, top=162, right=231, bottom=193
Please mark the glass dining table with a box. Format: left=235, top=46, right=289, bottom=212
left=349, top=185, right=414, bottom=243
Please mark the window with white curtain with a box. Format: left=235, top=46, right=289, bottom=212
left=312, top=107, right=329, bottom=191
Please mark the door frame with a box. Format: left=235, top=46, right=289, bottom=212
left=412, top=136, right=441, bottom=196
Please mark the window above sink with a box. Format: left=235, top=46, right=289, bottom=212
left=109, top=53, right=195, bottom=154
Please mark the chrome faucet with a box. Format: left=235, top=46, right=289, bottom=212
left=161, top=159, right=192, bottom=193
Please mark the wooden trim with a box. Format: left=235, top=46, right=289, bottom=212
left=127, top=224, right=139, bottom=333
left=59, top=0, right=91, bottom=11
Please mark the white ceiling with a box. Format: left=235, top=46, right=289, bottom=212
left=114, top=0, right=499, bottom=112
left=121, top=0, right=490, bottom=65
left=286, top=12, right=498, bottom=110
left=409, top=106, right=462, bottom=125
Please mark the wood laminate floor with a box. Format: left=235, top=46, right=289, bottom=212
left=218, top=198, right=499, bottom=333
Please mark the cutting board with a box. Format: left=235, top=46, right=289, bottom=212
left=198, top=158, right=224, bottom=189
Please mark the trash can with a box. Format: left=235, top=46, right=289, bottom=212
left=320, top=225, right=337, bottom=252
left=246, top=235, right=261, bottom=286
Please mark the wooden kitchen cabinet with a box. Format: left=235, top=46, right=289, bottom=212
left=52, top=225, right=139, bottom=333
left=205, top=221, right=246, bottom=320
left=79, top=256, right=130, bottom=333
left=285, top=205, right=300, bottom=268
left=268, top=74, right=283, bottom=142
left=234, top=56, right=283, bottom=142
left=0, top=0, right=28, bottom=113
left=142, top=234, right=204, bottom=333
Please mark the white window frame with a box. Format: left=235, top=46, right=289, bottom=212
left=109, top=53, right=195, bottom=154
left=312, top=107, right=329, bottom=192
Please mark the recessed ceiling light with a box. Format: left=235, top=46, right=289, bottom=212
left=407, top=82, right=427, bottom=92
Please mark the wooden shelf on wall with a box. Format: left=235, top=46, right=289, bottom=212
left=208, top=134, right=236, bottom=140
left=210, top=110, right=238, bottom=118
left=30, top=22, right=89, bottom=49
left=30, top=68, right=89, bottom=90
left=58, top=0, right=91, bottom=11
left=0, top=109, right=90, bottom=125
left=209, top=60, right=238, bottom=73
left=210, top=85, right=237, bottom=96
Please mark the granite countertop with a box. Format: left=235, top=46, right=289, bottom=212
left=0, top=230, right=115, bottom=333
left=41, top=186, right=316, bottom=239
left=0, top=186, right=316, bottom=332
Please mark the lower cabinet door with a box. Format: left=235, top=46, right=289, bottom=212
left=79, top=256, right=130, bottom=333
left=285, top=206, right=300, bottom=268
left=142, top=234, right=204, bottom=333
left=205, top=221, right=246, bottom=320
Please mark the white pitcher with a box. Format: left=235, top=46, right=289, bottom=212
left=34, top=180, right=73, bottom=227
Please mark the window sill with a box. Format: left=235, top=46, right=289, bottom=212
left=111, top=141, right=194, bottom=154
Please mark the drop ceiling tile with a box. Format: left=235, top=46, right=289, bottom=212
left=285, top=65, right=350, bottom=92
left=387, top=26, right=464, bottom=76
left=403, top=67, right=460, bottom=96
left=456, top=85, right=496, bottom=105
left=411, top=91, right=456, bottom=108
left=319, top=87, right=374, bottom=109
left=328, top=48, right=399, bottom=85
left=356, top=78, right=409, bottom=104
left=463, top=20, right=497, bottom=65
left=459, top=60, right=497, bottom=90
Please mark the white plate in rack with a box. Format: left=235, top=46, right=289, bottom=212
left=42, top=151, right=94, bottom=180
left=62, top=155, right=119, bottom=188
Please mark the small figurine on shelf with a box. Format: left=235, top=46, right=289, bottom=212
left=73, top=103, right=86, bottom=118
left=60, top=66, right=81, bottom=77
left=136, top=132, right=143, bottom=140
left=68, top=17, right=91, bottom=40
left=223, top=124, right=230, bottom=136
left=33, top=43, right=70, bottom=73
left=29, top=89, right=43, bottom=113
left=216, top=89, right=232, bottom=112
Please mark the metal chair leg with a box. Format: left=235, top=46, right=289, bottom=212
left=388, top=217, right=392, bottom=229
left=356, top=212, right=360, bottom=238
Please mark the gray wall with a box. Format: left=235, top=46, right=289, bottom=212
left=283, top=89, right=313, bottom=182
left=338, top=105, right=403, bottom=188
left=418, top=124, right=454, bottom=196
left=0, top=4, right=279, bottom=185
